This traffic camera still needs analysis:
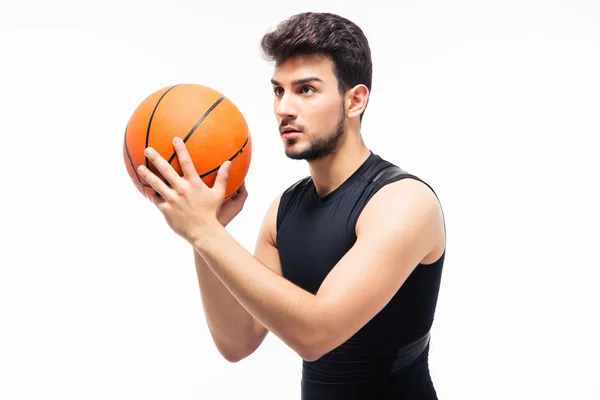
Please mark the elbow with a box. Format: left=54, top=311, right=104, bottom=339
left=300, top=349, right=322, bottom=363
left=214, top=341, right=245, bottom=363
left=296, top=312, right=338, bottom=362
left=222, top=351, right=247, bottom=364
left=297, top=332, right=331, bottom=363
left=218, top=343, right=255, bottom=363
left=215, top=335, right=263, bottom=364
left=211, top=321, right=269, bottom=364
left=217, top=330, right=267, bottom=364
left=299, top=342, right=328, bottom=362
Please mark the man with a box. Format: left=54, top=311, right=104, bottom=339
left=137, top=12, right=446, bottom=400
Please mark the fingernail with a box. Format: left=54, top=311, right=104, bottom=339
left=144, top=148, right=152, bottom=155
left=173, top=137, right=182, bottom=144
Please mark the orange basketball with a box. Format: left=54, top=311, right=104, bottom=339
left=123, top=83, right=252, bottom=202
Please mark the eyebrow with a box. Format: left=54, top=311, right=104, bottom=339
left=270, top=77, right=323, bottom=86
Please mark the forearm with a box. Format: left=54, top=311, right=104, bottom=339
left=194, top=250, right=264, bottom=360
left=193, top=225, right=323, bottom=360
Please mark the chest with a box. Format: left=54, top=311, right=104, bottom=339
left=276, top=203, right=357, bottom=294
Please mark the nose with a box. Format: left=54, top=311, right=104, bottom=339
left=275, top=92, right=297, bottom=119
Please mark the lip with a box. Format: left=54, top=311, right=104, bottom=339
left=281, top=125, right=302, bottom=139
left=282, top=131, right=301, bottom=139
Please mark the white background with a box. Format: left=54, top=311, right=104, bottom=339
left=1, top=0, right=599, bottom=399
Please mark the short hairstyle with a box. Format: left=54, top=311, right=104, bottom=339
left=260, top=12, right=373, bottom=120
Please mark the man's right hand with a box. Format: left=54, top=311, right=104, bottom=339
left=217, top=181, right=248, bottom=227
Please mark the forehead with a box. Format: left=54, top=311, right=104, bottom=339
left=271, top=54, right=336, bottom=84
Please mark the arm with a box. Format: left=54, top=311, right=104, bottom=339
left=135, top=138, right=290, bottom=362
left=194, top=178, right=445, bottom=362
left=196, top=194, right=284, bottom=362
left=137, top=138, right=443, bottom=362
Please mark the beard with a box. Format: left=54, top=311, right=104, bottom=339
left=284, top=104, right=346, bottom=162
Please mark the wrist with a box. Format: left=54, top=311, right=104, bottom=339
left=190, top=219, right=226, bottom=252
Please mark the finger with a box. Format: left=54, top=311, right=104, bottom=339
left=152, top=192, right=167, bottom=207
left=214, top=160, right=231, bottom=194
left=144, top=147, right=182, bottom=188
left=237, top=181, right=248, bottom=197
left=138, top=164, right=173, bottom=200
left=154, top=194, right=170, bottom=212
left=172, top=137, right=199, bottom=180
left=234, top=181, right=248, bottom=202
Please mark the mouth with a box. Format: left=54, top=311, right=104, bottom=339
left=282, top=131, right=301, bottom=139
left=281, top=126, right=302, bottom=139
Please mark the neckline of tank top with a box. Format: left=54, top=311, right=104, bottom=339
left=309, top=151, right=379, bottom=205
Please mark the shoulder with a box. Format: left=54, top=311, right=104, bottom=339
left=358, top=178, right=441, bottom=227
left=360, top=154, right=440, bottom=211
left=356, top=177, right=445, bottom=261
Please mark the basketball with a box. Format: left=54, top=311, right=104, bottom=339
left=122, top=83, right=252, bottom=202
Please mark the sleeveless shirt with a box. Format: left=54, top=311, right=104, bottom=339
left=275, top=151, right=444, bottom=399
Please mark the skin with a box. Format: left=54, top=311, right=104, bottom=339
left=137, top=53, right=446, bottom=362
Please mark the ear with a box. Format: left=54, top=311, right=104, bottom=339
left=345, top=84, right=369, bottom=120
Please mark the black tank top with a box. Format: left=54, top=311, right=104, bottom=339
left=276, top=151, right=444, bottom=400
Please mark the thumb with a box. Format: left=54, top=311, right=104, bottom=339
left=215, top=160, right=231, bottom=193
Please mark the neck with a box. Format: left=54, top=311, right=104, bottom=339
left=307, top=128, right=371, bottom=198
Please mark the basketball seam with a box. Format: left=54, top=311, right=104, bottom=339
left=129, top=135, right=249, bottom=189
left=130, top=176, right=152, bottom=188
left=166, top=95, right=226, bottom=165
left=199, top=135, right=250, bottom=178
left=124, top=125, right=149, bottom=199
left=145, top=84, right=179, bottom=169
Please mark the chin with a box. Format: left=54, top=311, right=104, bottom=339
left=282, top=141, right=305, bottom=159
left=284, top=145, right=326, bottom=161
left=284, top=147, right=306, bottom=160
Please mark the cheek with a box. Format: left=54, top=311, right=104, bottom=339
left=305, top=98, right=341, bottom=127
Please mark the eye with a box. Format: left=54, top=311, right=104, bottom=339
left=301, top=86, right=315, bottom=95
left=273, top=87, right=284, bottom=96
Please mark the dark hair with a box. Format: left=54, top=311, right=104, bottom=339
left=260, top=12, right=373, bottom=120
